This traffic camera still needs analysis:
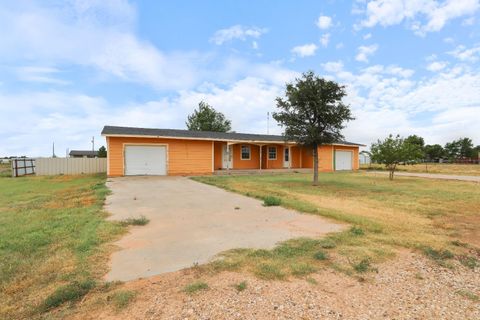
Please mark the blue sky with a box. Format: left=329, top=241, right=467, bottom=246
left=0, top=0, right=479, bottom=156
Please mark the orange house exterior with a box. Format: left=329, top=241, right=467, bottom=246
left=102, top=126, right=364, bottom=177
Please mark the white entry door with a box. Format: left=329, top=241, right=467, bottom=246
left=335, top=150, right=353, bottom=171
left=222, top=145, right=232, bottom=169
left=283, top=147, right=290, bottom=168
left=125, top=145, right=167, bottom=175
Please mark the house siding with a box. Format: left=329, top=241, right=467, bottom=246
left=107, top=136, right=213, bottom=177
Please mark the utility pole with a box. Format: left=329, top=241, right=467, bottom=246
left=91, top=136, right=95, bottom=152
left=52, top=142, right=56, bottom=158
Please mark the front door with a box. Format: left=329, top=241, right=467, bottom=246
left=283, top=147, right=290, bottom=168
left=222, top=145, right=233, bottom=169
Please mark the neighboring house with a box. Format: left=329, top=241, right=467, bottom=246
left=101, top=125, right=365, bottom=177
left=69, top=150, right=99, bottom=158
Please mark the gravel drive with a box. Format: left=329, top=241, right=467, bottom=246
left=73, top=251, right=480, bottom=320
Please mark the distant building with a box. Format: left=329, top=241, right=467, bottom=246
left=359, top=151, right=371, bottom=165
left=69, top=150, right=98, bottom=158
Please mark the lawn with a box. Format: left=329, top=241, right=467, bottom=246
left=193, top=172, right=480, bottom=278
left=361, top=163, right=480, bottom=176
left=0, top=174, right=126, bottom=319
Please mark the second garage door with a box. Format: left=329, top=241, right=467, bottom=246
left=125, top=145, right=167, bottom=175
left=335, top=150, right=353, bottom=171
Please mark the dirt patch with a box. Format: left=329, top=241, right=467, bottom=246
left=69, top=251, right=479, bottom=320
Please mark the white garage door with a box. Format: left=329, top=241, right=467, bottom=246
left=335, top=151, right=352, bottom=171
left=125, top=145, right=167, bottom=176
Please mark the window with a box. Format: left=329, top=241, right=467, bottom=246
left=268, top=146, right=277, bottom=160
left=241, top=145, right=251, bottom=160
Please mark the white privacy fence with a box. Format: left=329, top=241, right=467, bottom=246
left=34, top=158, right=107, bottom=176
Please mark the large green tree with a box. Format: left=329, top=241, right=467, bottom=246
left=186, top=101, right=232, bottom=132
left=424, top=144, right=444, bottom=161
left=371, top=134, right=424, bottom=180
left=273, top=71, right=354, bottom=186
left=444, top=137, right=474, bottom=159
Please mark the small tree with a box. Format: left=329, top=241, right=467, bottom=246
left=186, top=101, right=231, bottom=132
left=273, top=71, right=354, bottom=186
left=370, top=134, right=424, bottom=180
left=98, top=146, right=107, bottom=158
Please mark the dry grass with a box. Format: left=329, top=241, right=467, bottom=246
left=193, top=172, right=480, bottom=277
left=361, top=163, right=480, bottom=176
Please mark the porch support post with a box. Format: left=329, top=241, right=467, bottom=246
left=227, top=142, right=234, bottom=170
left=288, top=145, right=292, bottom=169
left=259, top=145, right=262, bottom=170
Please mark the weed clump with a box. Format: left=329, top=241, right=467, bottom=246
left=184, top=281, right=208, bottom=294
left=263, top=196, right=281, bottom=206
left=120, top=215, right=149, bottom=226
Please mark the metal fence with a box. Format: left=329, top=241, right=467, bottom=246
left=11, top=158, right=36, bottom=177
left=35, top=158, right=107, bottom=176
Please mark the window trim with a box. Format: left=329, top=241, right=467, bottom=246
left=268, top=146, right=277, bottom=160
left=240, top=145, right=251, bottom=160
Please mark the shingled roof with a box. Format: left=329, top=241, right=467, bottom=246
left=101, top=125, right=364, bottom=146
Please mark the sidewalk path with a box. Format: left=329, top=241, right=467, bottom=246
left=366, top=171, right=480, bottom=182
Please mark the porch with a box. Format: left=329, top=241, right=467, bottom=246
left=213, top=141, right=312, bottom=171
left=214, top=168, right=313, bottom=175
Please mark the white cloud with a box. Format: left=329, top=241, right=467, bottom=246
left=291, top=43, right=318, bottom=57
left=363, top=33, right=372, bottom=40
left=316, top=15, right=333, bottom=29
left=355, top=44, right=378, bottom=62
left=426, top=61, right=447, bottom=71
left=448, top=44, right=480, bottom=62
left=322, top=60, right=480, bottom=145
left=0, top=1, right=202, bottom=90
left=15, top=66, right=69, bottom=85
left=320, top=33, right=331, bottom=47
left=210, top=25, right=267, bottom=45
left=358, top=0, right=480, bottom=35
left=462, top=16, right=475, bottom=25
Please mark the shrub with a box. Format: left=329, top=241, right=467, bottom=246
left=41, top=279, right=96, bottom=311
left=353, top=259, right=370, bottom=273
left=313, top=251, right=328, bottom=260
left=263, top=196, right=281, bottom=206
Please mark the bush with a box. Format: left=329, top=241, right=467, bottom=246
left=263, top=196, right=281, bottom=206
left=353, top=259, right=370, bottom=273
left=41, top=279, right=96, bottom=311
left=313, top=251, right=328, bottom=260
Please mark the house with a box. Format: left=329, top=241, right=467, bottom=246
left=101, top=125, right=364, bottom=177
left=69, top=150, right=99, bottom=158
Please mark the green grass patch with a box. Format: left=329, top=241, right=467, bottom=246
left=234, top=281, right=247, bottom=292
left=313, top=250, right=328, bottom=261
left=255, top=263, right=286, bottom=280
left=290, top=262, right=317, bottom=276
left=119, top=215, right=150, bottom=226
left=0, top=174, right=125, bottom=319
left=41, top=279, right=96, bottom=311
left=318, top=239, right=336, bottom=249
left=422, top=247, right=454, bottom=264
left=184, top=281, right=208, bottom=294
left=111, top=290, right=136, bottom=309
left=263, top=196, right=281, bottom=206
left=458, top=255, right=478, bottom=269
left=353, top=258, right=371, bottom=273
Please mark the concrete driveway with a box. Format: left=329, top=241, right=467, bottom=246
left=105, top=176, right=343, bottom=281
